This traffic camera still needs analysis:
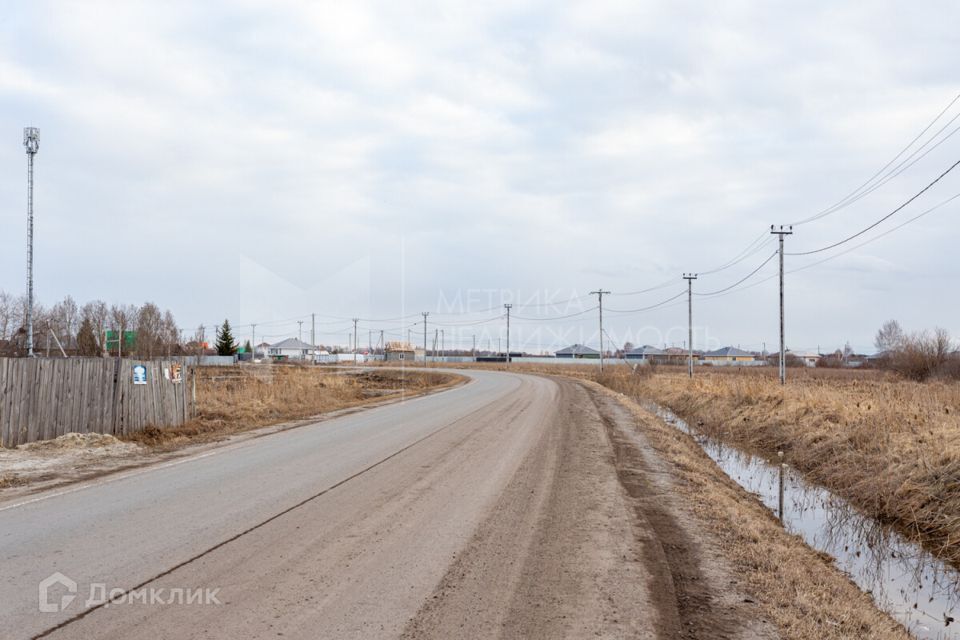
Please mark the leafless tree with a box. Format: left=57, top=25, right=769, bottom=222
left=81, top=300, right=109, bottom=354
left=875, top=319, right=904, bottom=353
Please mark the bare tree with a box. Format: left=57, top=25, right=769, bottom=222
left=0, top=291, right=13, bottom=341
left=81, top=300, right=109, bottom=354
left=136, top=302, right=164, bottom=359
left=875, top=319, right=904, bottom=353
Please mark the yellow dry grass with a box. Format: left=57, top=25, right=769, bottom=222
left=125, top=366, right=460, bottom=447
left=597, top=366, right=960, bottom=567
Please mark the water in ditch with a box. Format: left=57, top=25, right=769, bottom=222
left=649, top=403, right=960, bottom=640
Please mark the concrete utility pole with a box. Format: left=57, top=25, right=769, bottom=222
left=503, top=304, right=512, bottom=362
left=590, top=289, right=610, bottom=373
left=352, top=318, right=359, bottom=356
left=472, top=334, right=476, bottom=359
left=440, top=329, right=444, bottom=357
left=23, top=127, right=39, bottom=357
left=251, top=323, right=257, bottom=362
left=311, top=313, right=315, bottom=349
left=421, top=312, right=429, bottom=363
left=771, top=225, right=793, bottom=385
left=683, top=274, right=698, bottom=378
left=297, top=320, right=304, bottom=342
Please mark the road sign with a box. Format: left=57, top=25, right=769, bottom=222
left=133, top=364, right=147, bottom=385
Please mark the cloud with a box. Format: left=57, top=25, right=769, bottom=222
left=0, top=0, right=957, bottom=353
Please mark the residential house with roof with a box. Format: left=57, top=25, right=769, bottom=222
left=267, top=338, right=317, bottom=361
left=702, top=346, right=756, bottom=365
left=624, top=345, right=667, bottom=363
left=555, top=344, right=600, bottom=359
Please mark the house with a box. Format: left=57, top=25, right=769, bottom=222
left=253, top=342, right=271, bottom=360
left=702, top=346, right=755, bottom=364
left=385, top=341, right=418, bottom=362
left=267, top=338, right=316, bottom=361
left=788, top=350, right=821, bottom=367
left=624, top=345, right=667, bottom=363
left=555, top=344, right=600, bottom=359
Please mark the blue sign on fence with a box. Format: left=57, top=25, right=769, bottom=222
left=132, top=364, right=147, bottom=385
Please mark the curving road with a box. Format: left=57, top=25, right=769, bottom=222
left=0, top=369, right=761, bottom=640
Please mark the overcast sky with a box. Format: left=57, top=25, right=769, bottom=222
left=1, top=1, right=958, bottom=354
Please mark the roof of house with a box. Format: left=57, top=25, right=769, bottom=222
left=269, top=338, right=316, bottom=350
left=555, top=344, right=600, bottom=355
left=626, top=345, right=666, bottom=356
left=787, top=350, right=821, bottom=358
left=703, top=346, right=754, bottom=358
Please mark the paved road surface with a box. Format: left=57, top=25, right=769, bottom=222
left=0, top=369, right=768, bottom=639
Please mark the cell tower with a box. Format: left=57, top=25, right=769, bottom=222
left=24, top=127, right=39, bottom=357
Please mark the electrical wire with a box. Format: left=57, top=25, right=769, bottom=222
left=791, top=92, right=960, bottom=226
left=606, top=290, right=687, bottom=314
left=695, top=250, right=779, bottom=296
left=787, top=157, right=960, bottom=256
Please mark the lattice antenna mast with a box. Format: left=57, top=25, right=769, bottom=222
left=24, top=127, right=39, bottom=358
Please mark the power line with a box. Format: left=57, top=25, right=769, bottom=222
left=606, top=290, right=686, bottom=314
left=787, top=157, right=960, bottom=256
left=791, top=91, right=960, bottom=226
left=694, top=250, right=779, bottom=296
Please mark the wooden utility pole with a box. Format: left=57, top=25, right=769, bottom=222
left=421, top=312, right=429, bottom=363
left=771, top=225, right=793, bottom=385
left=683, top=274, right=698, bottom=378
left=590, top=289, right=610, bottom=373
left=504, top=304, right=512, bottom=362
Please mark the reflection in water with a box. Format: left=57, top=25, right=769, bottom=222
left=649, top=403, right=960, bottom=640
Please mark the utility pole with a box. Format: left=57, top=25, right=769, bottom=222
left=472, top=334, right=476, bottom=359
left=379, top=330, right=384, bottom=355
left=251, top=323, right=257, bottom=362
left=23, top=127, right=39, bottom=357
left=504, top=304, right=512, bottom=362
left=368, top=329, right=372, bottom=354
left=407, top=328, right=411, bottom=346
left=297, top=320, right=304, bottom=342
left=771, top=225, right=793, bottom=385
left=352, top=318, right=359, bottom=357
left=311, top=313, right=315, bottom=349
left=440, top=329, right=444, bottom=357
left=683, top=274, right=698, bottom=378
left=590, top=289, right=610, bottom=373
left=421, top=312, right=429, bottom=363
left=433, top=328, right=438, bottom=360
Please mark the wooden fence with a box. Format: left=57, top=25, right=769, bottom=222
left=0, top=358, right=193, bottom=448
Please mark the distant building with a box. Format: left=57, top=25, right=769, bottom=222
left=624, top=345, right=667, bottom=363
left=268, top=338, right=316, bottom=361
left=702, top=346, right=755, bottom=364
left=385, top=341, right=418, bottom=362
left=555, top=344, right=600, bottom=359
left=788, top=350, right=821, bottom=367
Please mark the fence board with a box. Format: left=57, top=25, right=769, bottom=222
left=0, top=357, right=192, bottom=447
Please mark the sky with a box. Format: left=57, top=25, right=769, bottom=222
left=0, top=1, right=958, bottom=354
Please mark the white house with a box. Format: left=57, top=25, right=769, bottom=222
left=267, top=338, right=316, bottom=361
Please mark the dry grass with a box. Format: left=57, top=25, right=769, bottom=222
left=124, top=366, right=460, bottom=448
left=597, top=366, right=960, bottom=568
left=588, top=381, right=909, bottom=640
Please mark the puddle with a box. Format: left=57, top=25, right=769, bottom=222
left=648, top=403, right=960, bottom=640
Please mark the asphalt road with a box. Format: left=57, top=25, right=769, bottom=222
left=0, top=369, right=768, bottom=640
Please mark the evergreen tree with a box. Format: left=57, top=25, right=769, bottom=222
left=216, top=319, right=238, bottom=356
left=243, top=340, right=252, bottom=355
left=77, top=317, right=99, bottom=356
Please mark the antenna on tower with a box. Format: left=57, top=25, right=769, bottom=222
left=24, top=127, right=39, bottom=358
